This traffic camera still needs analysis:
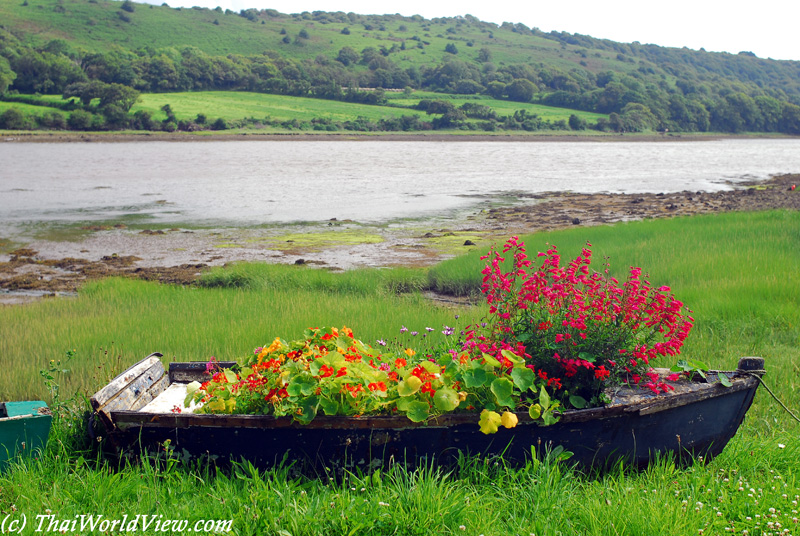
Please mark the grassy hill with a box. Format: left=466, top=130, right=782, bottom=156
left=1, top=0, right=800, bottom=134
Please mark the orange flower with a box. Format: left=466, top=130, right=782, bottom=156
left=404, top=348, right=416, bottom=357
left=395, top=357, right=407, bottom=368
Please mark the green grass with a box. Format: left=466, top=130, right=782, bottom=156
left=387, top=91, right=608, bottom=122
left=0, top=0, right=630, bottom=74
left=129, top=90, right=605, bottom=125
left=132, top=91, right=430, bottom=123
left=1, top=210, right=799, bottom=536
left=0, top=100, right=68, bottom=119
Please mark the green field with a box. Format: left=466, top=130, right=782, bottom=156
left=132, top=91, right=429, bottom=123
left=1, top=211, right=798, bottom=535
left=3, top=90, right=607, bottom=131
left=386, top=91, right=608, bottom=122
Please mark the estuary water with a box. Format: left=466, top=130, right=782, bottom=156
left=1, top=138, right=800, bottom=227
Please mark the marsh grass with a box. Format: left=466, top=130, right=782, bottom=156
left=0, top=270, right=464, bottom=400
left=1, top=210, right=799, bottom=536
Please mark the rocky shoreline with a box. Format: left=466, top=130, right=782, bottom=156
left=1, top=173, right=797, bottom=305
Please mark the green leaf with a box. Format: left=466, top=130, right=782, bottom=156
left=478, top=409, right=502, bottom=434
left=433, top=388, right=460, bottom=412
left=184, top=381, right=201, bottom=406
left=500, top=349, right=522, bottom=364
left=398, top=376, right=422, bottom=396
left=491, top=377, right=514, bottom=408
left=396, top=397, right=413, bottom=412
left=528, top=404, right=542, bottom=420
left=319, top=397, right=339, bottom=416
left=568, top=395, right=588, bottom=409
left=578, top=352, right=595, bottom=363
left=462, top=368, right=487, bottom=388
left=295, top=396, right=319, bottom=424
left=406, top=401, right=430, bottom=423
left=539, top=386, right=551, bottom=411
left=481, top=352, right=502, bottom=368
left=420, top=361, right=440, bottom=374
left=223, top=369, right=238, bottom=383
left=510, top=366, right=535, bottom=392
left=718, top=372, right=733, bottom=387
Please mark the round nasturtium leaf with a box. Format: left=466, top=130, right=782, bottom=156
left=406, top=401, right=430, bottom=422
left=501, top=411, right=519, bottom=429
left=491, top=377, right=515, bottom=407
left=479, top=409, right=502, bottom=434
left=433, top=388, right=460, bottom=412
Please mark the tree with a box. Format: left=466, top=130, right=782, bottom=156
left=0, top=108, right=28, bottom=130
left=477, top=47, right=492, bottom=62
left=486, top=81, right=506, bottom=99
left=618, top=103, right=657, bottom=132
left=505, top=78, right=535, bottom=103
left=67, top=109, right=94, bottom=130
left=0, top=57, right=16, bottom=95
left=568, top=114, right=587, bottom=130
left=336, top=46, right=359, bottom=66
left=444, top=43, right=458, bottom=55
left=779, top=103, right=800, bottom=135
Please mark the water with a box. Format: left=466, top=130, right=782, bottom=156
left=2, top=138, right=799, bottom=227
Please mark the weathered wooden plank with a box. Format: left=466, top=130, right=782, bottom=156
left=169, top=361, right=237, bottom=383
left=129, top=373, right=170, bottom=412
left=94, top=361, right=165, bottom=415
left=91, top=354, right=163, bottom=409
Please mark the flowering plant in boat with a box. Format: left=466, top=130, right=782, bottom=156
left=186, top=238, right=694, bottom=433
left=478, top=237, right=694, bottom=409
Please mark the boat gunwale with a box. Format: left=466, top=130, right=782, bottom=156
left=108, top=368, right=760, bottom=430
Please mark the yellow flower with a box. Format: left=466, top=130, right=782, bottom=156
left=405, top=348, right=416, bottom=357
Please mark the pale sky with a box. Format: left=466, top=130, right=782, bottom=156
left=137, top=0, right=799, bottom=61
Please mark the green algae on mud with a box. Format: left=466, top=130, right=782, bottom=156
left=245, top=229, right=385, bottom=252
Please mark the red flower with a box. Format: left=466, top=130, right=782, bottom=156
left=336, top=367, right=348, bottom=377
left=319, top=364, right=334, bottom=378
left=594, top=366, right=610, bottom=380
left=395, top=358, right=407, bottom=368
left=420, top=382, right=435, bottom=397
left=368, top=382, right=387, bottom=392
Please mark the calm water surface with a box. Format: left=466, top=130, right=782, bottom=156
left=2, top=139, right=799, bottom=227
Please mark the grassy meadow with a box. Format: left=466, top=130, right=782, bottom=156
left=1, top=210, right=799, bottom=536
left=6, top=90, right=607, bottom=131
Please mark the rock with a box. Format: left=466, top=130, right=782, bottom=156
left=463, top=240, right=476, bottom=246
left=294, top=259, right=305, bottom=265
left=571, top=218, right=581, bottom=225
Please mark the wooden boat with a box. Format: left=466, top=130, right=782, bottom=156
left=90, top=354, right=765, bottom=471
left=0, top=401, right=52, bottom=470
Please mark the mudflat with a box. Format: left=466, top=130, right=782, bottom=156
left=1, top=173, right=797, bottom=304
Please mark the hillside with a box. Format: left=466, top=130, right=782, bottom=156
left=1, top=0, right=800, bottom=134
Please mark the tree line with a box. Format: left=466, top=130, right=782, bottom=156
left=1, top=22, right=800, bottom=134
